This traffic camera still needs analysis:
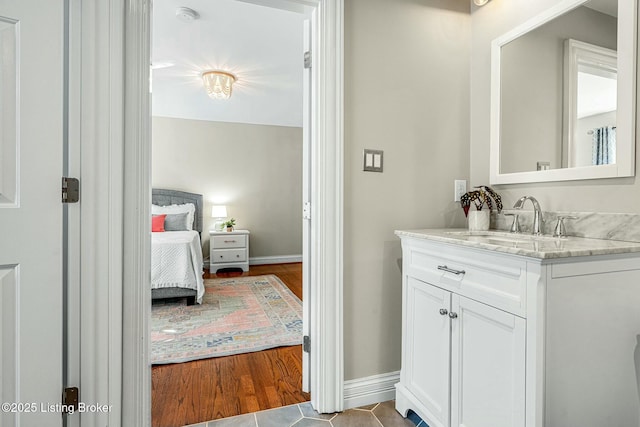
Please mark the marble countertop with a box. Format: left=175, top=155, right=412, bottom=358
left=395, top=228, right=640, bottom=259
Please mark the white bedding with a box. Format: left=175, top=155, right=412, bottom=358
left=151, top=230, right=205, bottom=304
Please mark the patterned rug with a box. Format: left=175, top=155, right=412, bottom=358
left=151, top=275, right=303, bottom=364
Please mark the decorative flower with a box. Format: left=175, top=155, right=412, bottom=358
left=460, top=185, right=503, bottom=217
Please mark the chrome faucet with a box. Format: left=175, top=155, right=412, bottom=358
left=513, top=196, right=544, bottom=235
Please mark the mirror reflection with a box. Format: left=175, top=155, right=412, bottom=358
left=567, top=39, right=617, bottom=168
left=499, top=0, right=617, bottom=174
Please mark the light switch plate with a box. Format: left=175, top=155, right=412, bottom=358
left=363, top=149, right=383, bottom=172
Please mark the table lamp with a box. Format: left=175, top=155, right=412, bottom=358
left=211, top=205, right=228, bottom=231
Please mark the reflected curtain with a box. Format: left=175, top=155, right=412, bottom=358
left=592, top=126, right=616, bottom=165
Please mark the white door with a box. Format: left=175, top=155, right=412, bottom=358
left=0, top=1, right=64, bottom=426
left=405, top=277, right=451, bottom=427
left=450, top=295, right=526, bottom=427
left=301, top=18, right=312, bottom=393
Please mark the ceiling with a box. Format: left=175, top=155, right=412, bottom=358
left=151, top=0, right=306, bottom=127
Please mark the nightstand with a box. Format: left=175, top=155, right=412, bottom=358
left=209, top=229, right=250, bottom=272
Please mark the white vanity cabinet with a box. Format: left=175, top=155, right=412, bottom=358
left=398, top=238, right=526, bottom=427
left=395, top=231, right=640, bottom=427
left=405, top=277, right=526, bottom=427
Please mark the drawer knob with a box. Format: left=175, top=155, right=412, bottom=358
left=236, top=255, right=240, bottom=258
left=439, top=309, right=448, bottom=316
left=448, top=312, right=458, bottom=319
left=437, top=265, right=465, bottom=275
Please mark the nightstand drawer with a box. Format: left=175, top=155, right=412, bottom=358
left=212, top=235, right=246, bottom=249
left=212, top=248, right=247, bottom=263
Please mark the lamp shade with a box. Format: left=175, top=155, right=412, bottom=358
left=202, top=71, right=236, bottom=100
left=211, top=205, right=228, bottom=218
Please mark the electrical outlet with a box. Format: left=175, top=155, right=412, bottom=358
left=454, top=180, right=467, bottom=202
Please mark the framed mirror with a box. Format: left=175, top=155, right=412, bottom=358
left=489, top=0, right=637, bottom=184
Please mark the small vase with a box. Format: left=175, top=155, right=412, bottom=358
left=226, top=226, right=234, bottom=232
left=468, top=210, right=490, bottom=231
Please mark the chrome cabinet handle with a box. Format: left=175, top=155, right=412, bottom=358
left=439, top=309, right=448, bottom=316
left=437, top=265, right=465, bottom=275
left=449, top=312, right=458, bottom=319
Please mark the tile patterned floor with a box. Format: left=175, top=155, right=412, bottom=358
left=184, top=400, right=424, bottom=427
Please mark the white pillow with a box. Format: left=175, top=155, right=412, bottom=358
left=152, top=203, right=196, bottom=230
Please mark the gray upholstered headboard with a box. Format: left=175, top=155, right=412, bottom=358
left=152, top=189, right=204, bottom=234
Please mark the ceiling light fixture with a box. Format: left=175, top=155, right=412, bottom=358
left=473, top=0, right=490, bottom=5
left=201, top=71, right=237, bottom=100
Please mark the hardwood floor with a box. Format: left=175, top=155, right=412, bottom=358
left=151, top=263, right=309, bottom=427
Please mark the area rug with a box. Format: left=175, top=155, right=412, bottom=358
left=151, top=275, right=303, bottom=364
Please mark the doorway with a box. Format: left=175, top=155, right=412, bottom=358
left=118, top=0, right=344, bottom=425
left=149, top=1, right=310, bottom=425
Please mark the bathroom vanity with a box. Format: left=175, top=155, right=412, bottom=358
left=395, top=229, right=640, bottom=427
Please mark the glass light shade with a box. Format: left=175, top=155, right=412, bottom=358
left=202, top=71, right=236, bottom=100
left=211, top=205, right=228, bottom=218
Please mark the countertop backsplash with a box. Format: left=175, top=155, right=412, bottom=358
left=492, top=210, right=640, bottom=243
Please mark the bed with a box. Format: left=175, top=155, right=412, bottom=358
left=151, top=189, right=205, bottom=305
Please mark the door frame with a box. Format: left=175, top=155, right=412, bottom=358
left=114, top=0, right=344, bottom=424
left=302, top=17, right=312, bottom=393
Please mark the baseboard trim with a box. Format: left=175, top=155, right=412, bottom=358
left=249, top=255, right=303, bottom=265
left=343, top=371, right=400, bottom=410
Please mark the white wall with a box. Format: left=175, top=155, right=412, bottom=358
left=470, top=0, right=639, bottom=213
left=152, top=117, right=303, bottom=258
left=344, top=0, right=470, bottom=381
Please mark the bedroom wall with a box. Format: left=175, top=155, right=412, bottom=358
left=151, top=117, right=303, bottom=259
left=470, top=0, right=640, bottom=214
left=343, top=0, right=470, bottom=381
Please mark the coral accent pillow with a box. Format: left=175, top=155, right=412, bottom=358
left=152, top=214, right=166, bottom=232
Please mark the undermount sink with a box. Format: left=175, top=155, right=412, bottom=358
left=444, top=230, right=561, bottom=246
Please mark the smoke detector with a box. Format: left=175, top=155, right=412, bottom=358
left=175, top=7, right=199, bottom=22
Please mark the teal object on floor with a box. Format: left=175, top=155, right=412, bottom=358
left=407, top=410, right=427, bottom=426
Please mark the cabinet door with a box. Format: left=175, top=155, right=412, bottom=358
left=405, top=277, right=451, bottom=427
left=450, top=295, right=525, bottom=427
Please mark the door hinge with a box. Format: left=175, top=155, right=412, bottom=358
left=303, top=201, right=311, bottom=220
left=62, top=387, right=79, bottom=413
left=304, top=51, right=311, bottom=69
left=303, top=335, right=310, bottom=353
left=62, top=177, right=79, bottom=203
